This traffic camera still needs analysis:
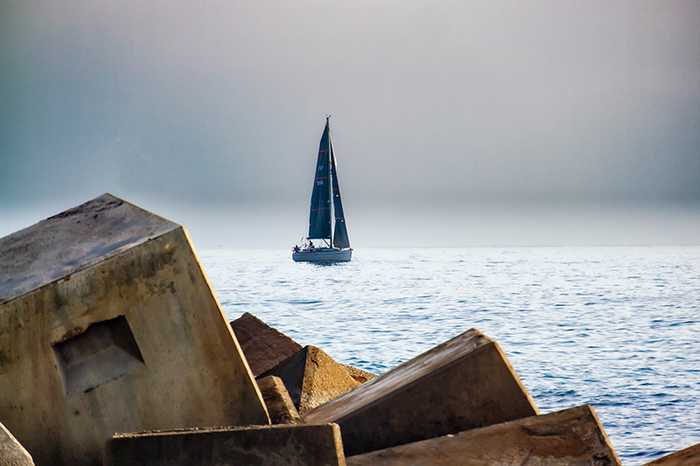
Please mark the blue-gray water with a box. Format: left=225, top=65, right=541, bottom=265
left=199, top=246, right=700, bottom=464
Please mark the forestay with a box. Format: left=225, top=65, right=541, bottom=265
left=308, top=120, right=332, bottom=240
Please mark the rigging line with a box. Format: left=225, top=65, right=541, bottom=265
left=328, top=126, right=334, bottom=247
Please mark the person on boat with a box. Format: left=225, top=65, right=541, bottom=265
left=293, top=245, right=300, bottom=252
left=308, top=241, right=314, bottom=249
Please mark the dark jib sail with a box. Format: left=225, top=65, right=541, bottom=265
left=330, top=145, right=350, bottom=249
left=307, top=120, right=332, bottom=240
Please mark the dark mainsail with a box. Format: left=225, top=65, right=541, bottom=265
left=307, top=120, right=332, bottom=240
left=330, top=144, right=350, bottom=249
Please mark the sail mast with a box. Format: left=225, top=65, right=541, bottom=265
left=327, top=116, right=333, bottom=248
left=307, top=117, right=333, bottom=242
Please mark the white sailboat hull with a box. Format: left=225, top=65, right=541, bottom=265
left=292, top=248, right=352, bottom=262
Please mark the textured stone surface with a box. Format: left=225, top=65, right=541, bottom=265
left=257, top=375, right=303, bottom=425
left=231, top=313, right=376, bottom=385
left=0, top=421, right=35, bottom=465
left=347, top=405, right=621, bottom=466
left=105, top=423, right=346, bottom=466
left=259, top=345, right=361, bottom=414
left=0, top=194, right=268, bottom=465
left=303, top=328, right=538, bottom=456
left=230, top=312, right=302, bottom=377
left=643, top=442, right=700, bottom=466
left=0, top=194, right=174, bottom=305
left=342, top=364, right=377, bottom=384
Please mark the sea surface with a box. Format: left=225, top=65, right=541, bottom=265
left=199, top=246, right=700, bottom=464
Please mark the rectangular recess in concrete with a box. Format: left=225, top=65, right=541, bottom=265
left=53, top=315, right=144, bottom=398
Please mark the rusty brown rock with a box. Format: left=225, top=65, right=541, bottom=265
left=643, top=442, right=700, bottom=466
left=230, top=312, right=302, bottom=377
left=347, top=405, right=621, bottom=465
left=256, top=375, right=303, bottom=425
left=258, top=345, right=361, bottom=414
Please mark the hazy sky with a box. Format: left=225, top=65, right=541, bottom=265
left=2, top=1, right=699, bottom=248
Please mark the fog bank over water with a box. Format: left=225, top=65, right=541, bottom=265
left=3, top=199, right=699, bottom=249
left=2, top=1, right=699, bottom=247
left=102, top=201, right=700, bottom=249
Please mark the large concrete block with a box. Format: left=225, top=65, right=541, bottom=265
left=259, top=345, right=361, bottom=414
left=231, top=312, right=376, bottom=385
left=256, top=375, right=303, bottom=425
left=643, top=442, right=700, bottom=466
left=0, top=421, right=35, bottom=465
left=347, top=405, right=621, bottom=465
left=0, top=194, right=269, bottom=465
left=105, top=423, right=346, bottom=466
left=303, top=328, right=538, bottom=456
left=230, top=312, right=303, bottom=377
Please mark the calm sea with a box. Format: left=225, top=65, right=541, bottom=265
left=199, top=246, right=700, bottom=465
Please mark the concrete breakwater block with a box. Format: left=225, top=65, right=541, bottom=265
left=0, top=421, right=35, bottom=466
left=303, top=328, right=539, bottom=456
left=643, top=442, right=700, bottom=465
left=231, top=313, right=377, bottom=384
left=346, top=405, right=621, bottom=465
left=105, top=423, right=347, bottom=466
left=231, top=312, right=303, bottom=377
left=259, top=345, right=361, bottom=414
left=257, top=375, right=303, bottom=425
left=0, top=194, right=269, bottom=465
left=342, top=364, right=377, bottom=384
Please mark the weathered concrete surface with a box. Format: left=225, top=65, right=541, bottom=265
left=230, top=312, right=303, bottom=377
left=303, top=328, right=538, bottom=456
left=342, top=364, right=376, bottom=383
left=0, top=194, right=269, bottom=465
left=231, top=312, right=377, bottom=385
left=259, top=345, right=361, bottom=414
left=0, top=195, right=177, bottom=304
left=257, top=375, right=303, bottom=425
left=643, top=442, right=700, bottom=466
left=105, top=423, right=346, bottom=466
left=0, top=421, right=35, bottom=465
left=347, top=405, right=621, bottom=466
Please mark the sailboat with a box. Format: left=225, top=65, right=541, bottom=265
left=292, top=117, right=352, bottom=262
